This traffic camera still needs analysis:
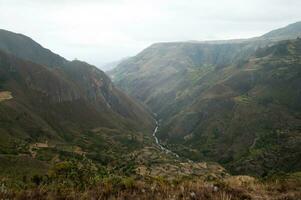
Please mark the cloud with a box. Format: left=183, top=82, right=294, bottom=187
left=0, top=0, right=300, bottom=68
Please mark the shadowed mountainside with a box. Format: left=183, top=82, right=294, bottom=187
left=0, top=30, right=155, bottom=178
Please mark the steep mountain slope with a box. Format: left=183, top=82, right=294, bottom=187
left=160, top=39, right=301, bottom=176
left=109, top=22, right=301, bottom=119
left=110, top=42, right=254, bottom=119
left=0, top=30, right=154, bottom=178
left=109, top=22, right=301, bottom=176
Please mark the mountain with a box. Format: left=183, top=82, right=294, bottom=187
left=0, top=29, right=66, bottom=67
left=261, top=21, right=301, bottom=40
left=109, top=41, right=255, bottom=114
left=109, top=21, right=301, bottom=176
left=160, top=39, right=301, bottom=176
left=0, top=29, right=154, bottom=178
left=109, top=21, right=301, bottom=113
left=0, top=25, right=300, bottom=200
left=0, top=29, right=231, bottom=187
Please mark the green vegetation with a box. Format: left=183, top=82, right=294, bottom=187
left=0, top=29, right=156, bottom=195
left=110, top=23, right=301, bottom=177
left=163, top=39, right=301, bottom=176
left=1, top=22, right=301, bottom=199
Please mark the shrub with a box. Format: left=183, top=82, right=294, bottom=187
left=48, top=157, right=100, bottom=190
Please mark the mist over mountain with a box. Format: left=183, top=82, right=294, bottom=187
left=100, top=57, right=130, bottom=71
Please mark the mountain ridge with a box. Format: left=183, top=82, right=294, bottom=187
left=0, top=29, right=67, bottom=67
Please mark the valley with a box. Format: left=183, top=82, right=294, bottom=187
left=110, top=22, right=301, bottom=177
left=0, top=21, right=300, bottom=199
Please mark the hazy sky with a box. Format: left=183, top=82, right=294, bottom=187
left=0, top=0, right=301, bottom=69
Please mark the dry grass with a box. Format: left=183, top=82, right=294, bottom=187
left=1, top=176, right=300, bottom=200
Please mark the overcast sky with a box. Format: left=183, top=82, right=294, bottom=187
left=0, top=0, right=301, bottom=69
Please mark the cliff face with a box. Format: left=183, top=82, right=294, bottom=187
left=109, top=33, right=282, bottom=118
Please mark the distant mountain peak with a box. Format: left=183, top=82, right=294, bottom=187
left=0, top=29, right=66, bottom=67
left=261, top=21, right=301, bottom=40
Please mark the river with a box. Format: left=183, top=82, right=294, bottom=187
left=152, top=119, right=180, bottom=158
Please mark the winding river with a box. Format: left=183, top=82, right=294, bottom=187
left=152, top=119, right=180, bottom=158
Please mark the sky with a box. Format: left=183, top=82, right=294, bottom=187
left=0, top=0, right=301, bottom=69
